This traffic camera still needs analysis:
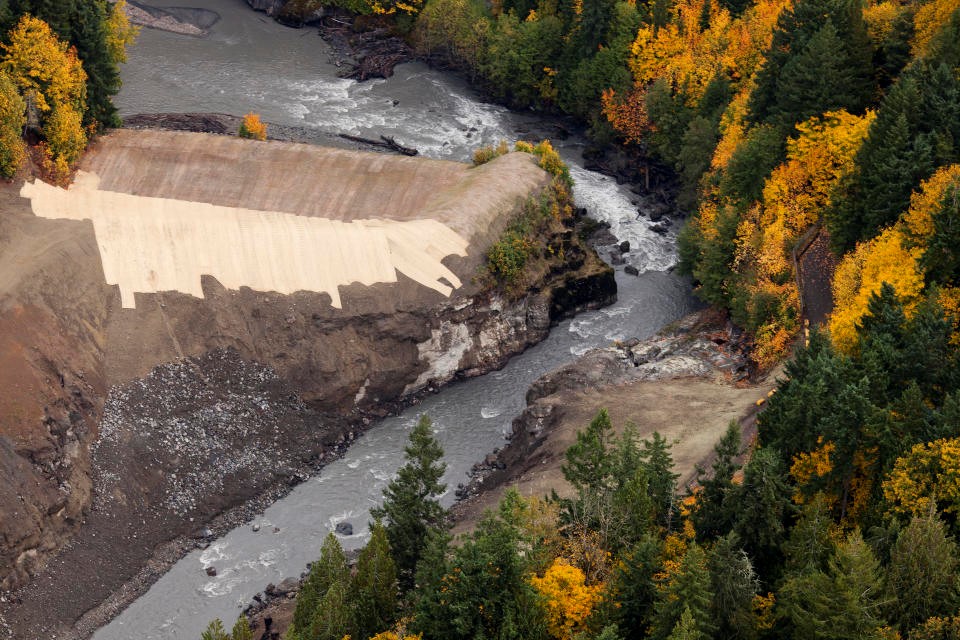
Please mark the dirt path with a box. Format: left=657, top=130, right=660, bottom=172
left=798, top=227, right=838, bottom=328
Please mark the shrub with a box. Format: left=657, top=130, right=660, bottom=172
left=472, top=139, right=509, bottom=165
left=238, top=112, right=267, bottom=141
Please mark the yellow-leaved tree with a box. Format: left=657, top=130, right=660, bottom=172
left=238, top=112, right=267, bottom=141
left=105, top=0, right=140, bottom=65
left=830, top=164, right=960, bottom=352
left=731, top=110, right=874, bottom=365
left=883, top=438, right=960, bottom=518
left=530, top=558, right=604, bottom=640
left=0, top=71, right=26, bottom=178
left=1, top=15, right=88, bottom=181
left=911, top=0, right=960, bottom=58
left=829, top=226, right=925, bottom=353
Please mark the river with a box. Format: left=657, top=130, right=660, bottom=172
left=94, top=2, right=697, bottom=637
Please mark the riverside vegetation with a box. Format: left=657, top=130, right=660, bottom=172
left=219, top=0, right=960, bottom=636
left=1, top=0, right=959, bottom=635
left=0, top=0, right=136, bottom=180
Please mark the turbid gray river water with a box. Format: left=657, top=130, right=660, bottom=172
left=93, top=2, right=698, bottom=637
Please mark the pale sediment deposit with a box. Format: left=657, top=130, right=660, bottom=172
left=21, top=129, right=547, bottom=310
left=21, top=171, right=468, bottom=309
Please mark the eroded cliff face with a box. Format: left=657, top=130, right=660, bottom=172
left=0, top=132, right=613, bottom=628
left=0, top=182, right=112, bottom=592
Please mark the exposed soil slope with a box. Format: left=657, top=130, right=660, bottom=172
left=0, top=130, right=614, bottom=638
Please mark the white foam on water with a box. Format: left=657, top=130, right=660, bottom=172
left=566, top=163, right=677, bottom=273
left=480, top=407, right=502, bottom=419
left=570, top=344, right=593, bottom=356
left=199, top=542, right=230, bottom=567
left=569, top=318, right=595, bottom=338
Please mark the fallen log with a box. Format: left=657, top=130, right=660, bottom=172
left=338, top=133, right=418, bottom=156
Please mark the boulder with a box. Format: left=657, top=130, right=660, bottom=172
left=245, top=0, right=285, bottom=16
left=276, top=577, right=299, bottom=595
left=335, top=521, right=353, bottom=536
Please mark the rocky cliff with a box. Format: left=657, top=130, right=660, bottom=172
left=0, top=130, right=613, bottom=637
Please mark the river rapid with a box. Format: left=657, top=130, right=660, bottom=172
left=95, top=2, right=698, bottom=637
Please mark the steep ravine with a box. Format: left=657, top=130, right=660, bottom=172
left=0, top=152, right=614, bottom=638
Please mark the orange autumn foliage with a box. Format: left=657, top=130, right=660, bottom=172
left=1, top=15, right=88, bottom=181
left=601, top=86, right=651, bottom=145
left=239, top=112, right=267, bottom=141
left=830, top=226, right=925, bottom=353
left=911, top=0, right=960, bottom=58
left=730, top=110, right=873, bottom=365
left=830, top=166, right=960, bottom=353
left=530, top=558, right=604, bottom=640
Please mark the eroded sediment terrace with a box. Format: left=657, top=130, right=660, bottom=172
left=19, top=129, right=547, bottom=309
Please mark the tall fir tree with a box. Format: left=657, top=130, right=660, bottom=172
left=650, top=544, right=716, bottom=640
left=732, top=446, right=793, bottom=581
left=351, top=522, right=399, bottom=639
left=370, top=414, right=447, bottom=591
left=884, top=516, right=960, bottom=631
left=692, top=421, right=742, bottom=541
left=291, top=532, right=350, bottom=639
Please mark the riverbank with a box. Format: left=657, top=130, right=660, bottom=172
left=449, top=309, right=778, bottom=530
left=236, top=307, right=778, bottom=639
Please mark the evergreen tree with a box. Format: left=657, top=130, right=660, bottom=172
left=782, top=493, right=837, bottom=576
left=351, top=522, right=399, bottom=639
left=640, top=431, right=680, bottom=529
left=650, top=544, right=716, bottom=640
left=371, top=414, right=447, bottom=591
left=693, top=421, right=742, bottom=541
left=292, top=533, right=349, bottom=638
left=683, top=202, right=741, bottom=308
left=829, top=60, right=960, bottom=249
left=666, top=607, right=705, bottom=640
left=778, top=531, right=888, bottom=639
left=719, top=125, right=786, bottom=205
left=773, top=23, right=869, bottom=129
left=563, top=408, right=615, bottom=492
left=230, top=617, right=253, bottom=640
left=573, top=0, right=618, bottom=57
left=884, top=516, right=960, bottom=631
left=610, top=534, right=662, bottom=640
left=708, top=533, right=759, bottom=638
left=747, top=0, right=874, bottom=128
left=732, top=447, right=793, bottom=581
left=309, top=580, right=354, bottom=640
left=200, top=619, right=229, bottom=640
left=414, top=507, right=548, bottom=640
left=677, top=115, right=719, bottom=211
left=411, top=528, right=454, bottom=638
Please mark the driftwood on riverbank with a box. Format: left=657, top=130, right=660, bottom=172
left=338, top=133, right=418, bottom=156
left=319, top=17, right=413, bottom=80
left=122, top=113, right=420, bottom=156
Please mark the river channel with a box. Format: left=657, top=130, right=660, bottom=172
left=94, top=2, right=698, bottom=637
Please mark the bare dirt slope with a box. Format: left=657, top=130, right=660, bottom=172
left=0, top=130, right=614, bottom=638
left=0, top=183, right=111, bottom=593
